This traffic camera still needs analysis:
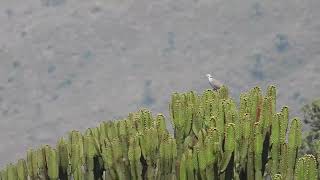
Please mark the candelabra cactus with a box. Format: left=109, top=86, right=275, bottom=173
left=294, top=154, right=318, bottom=180
left=0, top=85, right=319, bottom=180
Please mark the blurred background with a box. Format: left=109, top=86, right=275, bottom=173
left=0, top=0, right=319, bottom=168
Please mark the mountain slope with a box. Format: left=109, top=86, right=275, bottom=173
left=0, top=0, right=319, bottom=168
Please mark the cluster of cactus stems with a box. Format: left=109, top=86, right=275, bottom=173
left=1, top=85, right=319, bottom=180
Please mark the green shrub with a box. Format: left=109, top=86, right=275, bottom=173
left=0, top=85, right=319, bottom=180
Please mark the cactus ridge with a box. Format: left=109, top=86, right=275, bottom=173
left=1, top=85, right=319, bottom=180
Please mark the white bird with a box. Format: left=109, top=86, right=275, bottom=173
left=206, top=74, right=223, bottom=91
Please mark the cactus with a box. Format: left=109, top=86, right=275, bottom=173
left=294, top=154, right=318, bottom=180
left=56, top=137, right=70, bottom=179
left=1, top=85, right=319, bottom=180
left=6, top=163, right=18, bottom=180
left=16, top=159, right=27, bottom=180
left=127, top=135, right=143, bottom=180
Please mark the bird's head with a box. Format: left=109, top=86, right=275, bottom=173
left=206, top=74, right=212, bottom=78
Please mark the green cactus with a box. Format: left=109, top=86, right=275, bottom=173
left=2, top=85, right=319, bottom=180
left=127, top=135, right=142, bottom=180
left=6, top=163, right=18, bottom=180
left=45, top=146, right=59, bottom=180
left=287, top=118, right=302, bottom=179
left=56, top=137, right=70, bottom=179
left=220, top=123, right=235, bottom=173
left=16, top=159, right=27, bottom=180
left=254, top=122, right=263, bottom=180
left=26, top=149, right=38, bottom=179
left=0, top=169, right=7, bottom=180
left=273, top=174, right=283, bottom=180
left=294, top=154, right=318, bottom=180
left=70, top=143, right=83, bottom=179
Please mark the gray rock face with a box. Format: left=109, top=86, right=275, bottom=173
left=0, top=0, right=319, bottom=168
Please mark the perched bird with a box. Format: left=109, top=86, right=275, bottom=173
left=206, top=74, right=223, bottom=91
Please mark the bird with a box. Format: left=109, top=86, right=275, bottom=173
left=206, top=74, right=223, bottom=91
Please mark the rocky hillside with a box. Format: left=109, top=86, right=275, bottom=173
left=0, top=0, right=319, bottom=168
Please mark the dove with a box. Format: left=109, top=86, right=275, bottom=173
left=206, top=74, right=223, bottom=91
